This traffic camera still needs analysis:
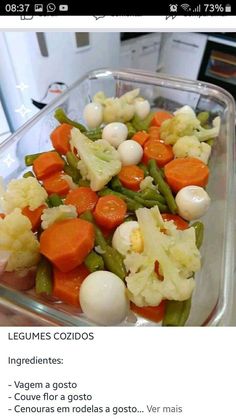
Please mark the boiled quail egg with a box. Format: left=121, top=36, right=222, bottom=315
left=175, top=185, right=211, bottom=221
left=134, top=98, right=151, bottom=120
left=117, top=140, right=143, bottom=166
left=79, top=271, right=129, bottom=325
left=83, top=102, right=103, bottom=129
left=112, top=221, right=143, bottom=255
left=102, top=122, right=128, bottom=148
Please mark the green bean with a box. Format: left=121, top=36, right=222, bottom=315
left=148, top=159, right=177, bottom=214
left=191, top=221, right=204, bottom=249
left=98, top=188, right=143, bottom=211
left=35, top=257, right=53, bottom=296
left=80, top=211, right=126, bottom=280
left=140, top=188, right=166, bottom=204
left=162, top=299, right=192, bottom=327
left=84, top=128, right=103, bottom=141
left=25, top=150, right=55, bottom=166
left=138, top=163, right=149, bottom=177
left=66, top=151, right=79, bottom=170
left=126, top=122, right=136, bottom=139
left=23, top=171, right=35, bottom=178
left=111, top=180, right=167, bottom=211
left=54, top=108, right=86, bottom=132
left=46, top=194, right=63, bottom=207
left=64, top=164, right=81, bottom=183
left=131, top=112, right=155, bottom=132
left=85, top=251, right=104, bottom=272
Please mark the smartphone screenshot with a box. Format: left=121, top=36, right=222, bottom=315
left=0, top=3, right=235, bottom=418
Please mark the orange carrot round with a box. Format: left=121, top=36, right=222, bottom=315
left=93, top=195, right=127, bottom=229
left=40, top=218, right=95, bottom=272
left=0, top=213, right=5, bottom=219
left=150, top=111, right=173, bottom=127
left=164, top=157, right=209, bottom=193
left=148, top=126, right=161, bottom=141
left=50, top=123, right=72, bottom=155
left=53, top=264, right=90, bottom=307
left=161, top=213, right=189, bottom=230
left=132, top=131, right=150, bottom=147
left=65, top=187, right=98, bottom=215
left=118, top=165, right=144, bottom=191
left=22, top=204, right=46, bottom=232
left=143, top=139, right=174, bottom=167
left=42, top=172, right=70, bottom=196
left=33, top=151, right=64, bottom=180
left=131, top=301, right=166, bottom=323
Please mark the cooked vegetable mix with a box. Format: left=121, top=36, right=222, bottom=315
left=0, top=90, right=221, bottom=326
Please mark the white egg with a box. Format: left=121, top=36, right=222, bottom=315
left=175, top=185, right=211, bottom=221
left=112, top=221, right=142, bottom=255
left=117, top=140, right=143, bottom=166
left=102, top=122, right=128, bottom=148
left=79, top=271, right=129, bottom=326
left=83, top=102, right=103, bottom=129
left=134, top=98, right=151, bottom=120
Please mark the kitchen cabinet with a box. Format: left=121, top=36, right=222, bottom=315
left=120, top=33, right=162, bottom=72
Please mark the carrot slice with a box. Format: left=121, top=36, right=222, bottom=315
left=150, top=111, right=173, bottom=127
left=53, top=264, right=90, bottom=307
left=148, top=126, right=161, bottom=141
left=131, top=301, right=166, bottom=323
left=42, top=172, right=70, bottom=196
left=33, top=151, right=64, bottom=180
left=65, top=187, right=98, bottom=215
left=118, top=165, right=144, bottom=191
left=93, top=195, right=127, bottom=229
left=161, top=213, right=189, bottom=230
left=132, top=131, right=150, bottom=147
left=22, top=204, right=46, bottom=232
left=40, top=218, right=95, bottom=272
left=143, top=139, right=174, bottom=167
left=50, top=123, right=72, bottom=155
left=0, top=213, right=5, bottom=219
left=164, top=157, right=209, bottom=193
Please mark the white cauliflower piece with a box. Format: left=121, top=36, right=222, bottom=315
left=1, top=177, right=48, bottom=213
left=93, top=89, right=140, bottom=123
left=0, top=209, right=40, bottom=271
left=139, top=176, right=156, bottom=191
left=41, top=205, right=77, bottom=230
left=125, top=206, right=200, bottom=307
left=173, top=135, right=212, bottom=164
left=61, top=174, right=78, bottom=190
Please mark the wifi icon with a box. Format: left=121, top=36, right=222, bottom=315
left=181, top=3, right=191, bottom=11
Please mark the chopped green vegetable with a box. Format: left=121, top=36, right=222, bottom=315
left=35, top=257, right=53, bottom=296
left=148, top=160, right=177, bottom=214
left=54, top=108, right=86, bottom=132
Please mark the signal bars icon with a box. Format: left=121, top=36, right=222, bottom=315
left=193, top=4, right=201, bottom=12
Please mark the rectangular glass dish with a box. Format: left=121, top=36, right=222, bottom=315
left=0, top=69, right=235, bottom=326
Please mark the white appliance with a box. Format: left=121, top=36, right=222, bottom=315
left=160, top=33, right=208, bottom=107
left=0, top=32, right=120, bottom=132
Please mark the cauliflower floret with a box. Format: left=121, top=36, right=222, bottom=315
left=173, top=135, right=212, bottom=164
left=41, top=205, right=77, bottom=230
left=124, top=206, right=200, bottom=307
left=0, top=209, right=40, bottom=271
left=139, top=176, right=156, bottom=191
left=1, top=177, right=48, bottom=213
left=93, top=89, right=140, bottom=123
left=160, top=105, right=221, bottom=145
